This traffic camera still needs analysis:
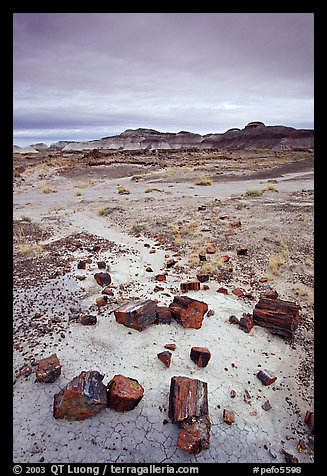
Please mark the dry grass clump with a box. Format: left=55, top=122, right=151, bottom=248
left=245, top=188, right=265, bottom=197
left=117, top=185, right=131, bottom=195
left=13, top=226, right=44, bottom=254
left=268, top=247, right=289, bottom=275
left=131, top=223, right=147, bottom=233
left=41, top=185, right=57, bottom=194
left=194, top=175, right=212, bottom=186
left=98, top=204, right=124, bottom=216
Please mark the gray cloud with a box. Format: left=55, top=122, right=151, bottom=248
left=13, top=13, right=314, bottom=146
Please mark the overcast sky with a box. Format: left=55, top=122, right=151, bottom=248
left=13, top=13, right=314, bottom=146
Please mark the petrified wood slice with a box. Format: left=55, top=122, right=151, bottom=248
left=107, top=374, right=144, bottom=411
left=168, top=376, right=208, bottom=423
left=190, top=347, right=211, bottom=368
left=253, top=297, right=300, bottom=338
left=36, top=353, right=61, bottom=383
left=53, top=370, right=107, bottom=421
left=114, top=299, right=158, bottom=331
left=169, top=296, right=208, bottom=329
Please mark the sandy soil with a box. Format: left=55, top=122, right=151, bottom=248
left=12, top=149, right=314, bottom=464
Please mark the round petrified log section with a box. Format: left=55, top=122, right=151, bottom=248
left=107, top=374, right=144, bottom=411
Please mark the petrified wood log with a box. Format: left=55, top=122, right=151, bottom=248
left=190, top=347, right=211, bottom=367
left=169, top=296, right=208, bottom=329
left=168, top=376, right=210, bottom=454
left=53, top=370, right=107, bottom=421
left=168, top=376, right=208, bottom=423
left=114, top=299, right=158, bottom=331
left=180, top=281, right=200, bottom=292
left=253, top=297, right=300, bottom=338
left=36, top=353, right=61, bottom=383
left=107, top=374, right=144, bottom=411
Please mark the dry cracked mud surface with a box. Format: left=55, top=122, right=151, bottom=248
left=13, top=149, right=314, bottom=463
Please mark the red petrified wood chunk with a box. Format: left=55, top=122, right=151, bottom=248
left=253, top=297, right=300, bottom=339
left=190, top=347, right=211, bottom=368
left=107, top=374, right=144, bottom=412
left=36, top=353, right=61, bottom=383
left=156, top=306, right=172, bottom=324
left=53, top=370, right=107, bottom=421
left=169, top=296, right=208, bottom=329
left=177, top=415, right=211, bottom=454
left=239, top=313, right=254, bottom=333
left=256, top=369, right=277, bottom=386
left=180, top=281, right=200, bottom=292
left=157, top=351, right=172, bottom=367
left=114, top=299, right=158, bottom=331
left=168, top=376, right=210, bottom=454
left=164, top=343, right=176, bottom=351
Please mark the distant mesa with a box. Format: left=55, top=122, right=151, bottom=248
left=13, top=121, right=314, bottom=154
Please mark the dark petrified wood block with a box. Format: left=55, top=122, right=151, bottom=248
left=190, top=347, right=211, bottom=367
left=256, top=369, right=277, bottom=386
left=36, top=354, right=61, bottom=383
left=253, top=297, right=300, bottom=338
left=114, top=299, right=158, bottom=331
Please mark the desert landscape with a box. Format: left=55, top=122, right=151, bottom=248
left=13, top=135, right=314, bottom=464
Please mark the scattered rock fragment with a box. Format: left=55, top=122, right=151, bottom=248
left=237, top=246, right=248, bottom=256
left=53, top=370, right=107, bottom=421
left=35, top=354, right=61, bottom=383
left=155, top=273, right=167, bottom=281
left=157, top=351, right=172, bottom=367
left=217, top=287, right=228, bottom=295
left=94, top=272, right=111, bottom=287
left=196, top=273, right=209, bottom=283
left=114, top=299, right=158, bottom=331
left=77, top=260, right=86, bottom=269
left=107, top=374, right=144, bottom=412
left=97, top=261, right=106, bottom=269
left=223, top=409, right=235, bottom=425
left=80, top=314, right=97, bottom=326
left=262, top=399, right=272, bottom=411
left=232, top=288, right=244, bottom=297
left=230, top=390, right=237, bottom=398
left=206, top=245, right=216, bottom=254
left=265, top=289, right=278, bottom=299
left=169, top=296, right=208, bottom=329
left=96, top=295, right=108, bottom=308
left=164, top=343, right=176, bottom=351
left=166, top=258, right=177, bottom=268
left=190, top=347, right=211, bottom=367
left=257, top=369, right=277, bottom=386
left=198, top=253, right=206, bottom=262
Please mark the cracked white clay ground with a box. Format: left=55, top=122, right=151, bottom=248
left=13, top=152, right=314, bottom=463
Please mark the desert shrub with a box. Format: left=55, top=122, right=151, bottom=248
left=131, top=223, right=147, bottom=233
left=41, top=185, right=57, bottom=194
